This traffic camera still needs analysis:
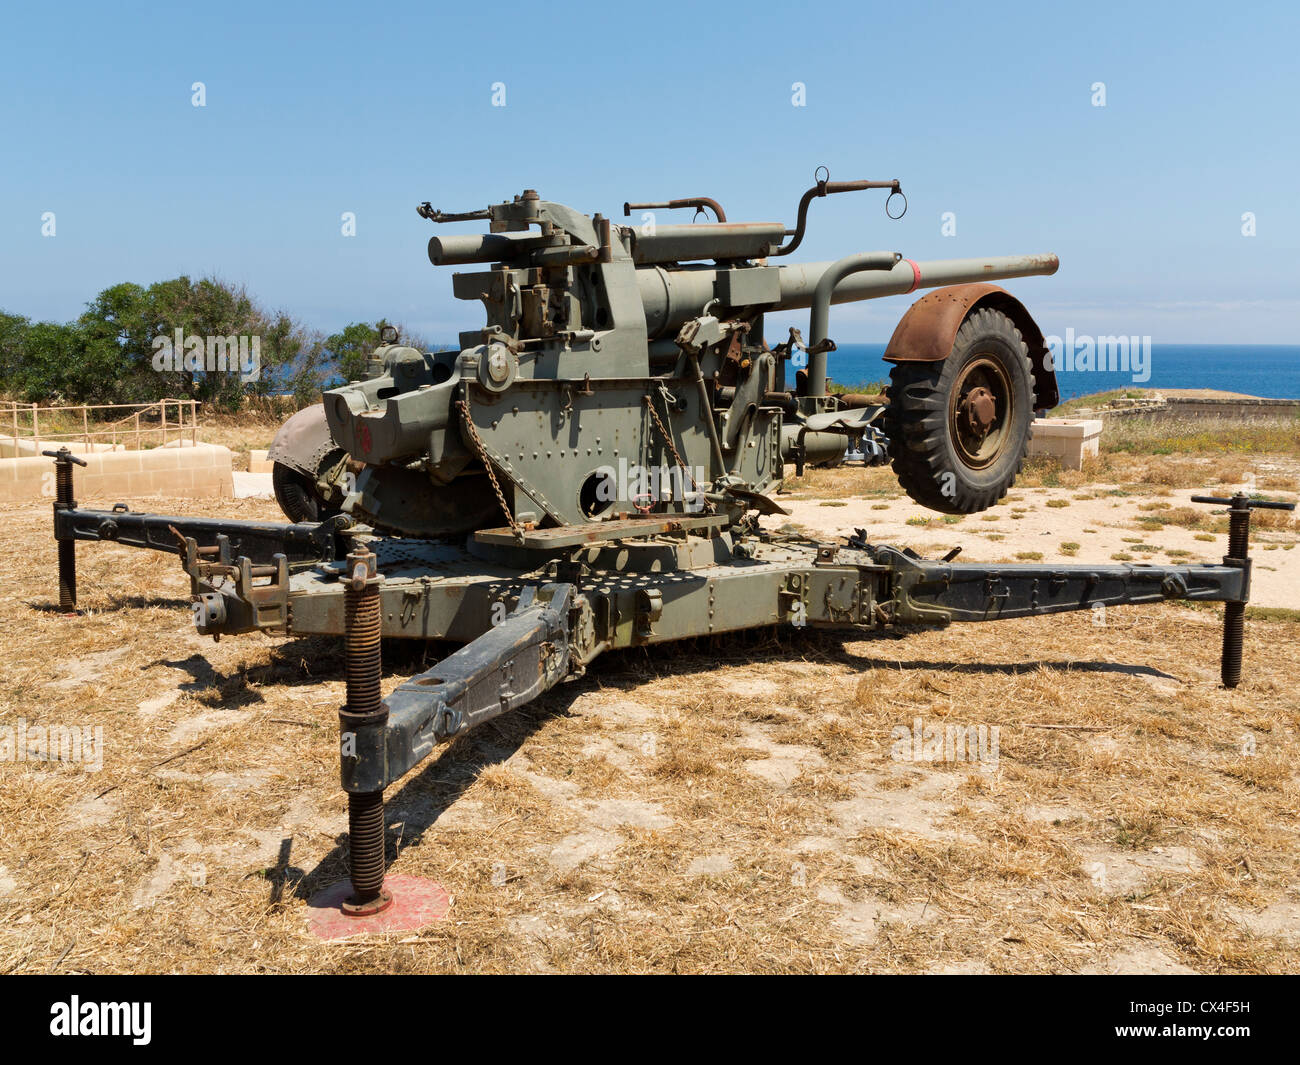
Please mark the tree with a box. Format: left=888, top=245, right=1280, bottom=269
left=17, top=321, right=88, bottom=402
left=0, top=282, right=433, bottom=410
left=0, top=312, right=30, bottom=394
left=318, top=320, right=435, bottom=389
left=141, top=276, right=263, bottom=409
left=75, top=282, right=152, bottom=402
left=322, top=321, right=385, bottom=385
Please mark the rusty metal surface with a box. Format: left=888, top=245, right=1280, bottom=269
left=623, top=196, right=727, bottom=222
left=883, top=283, right=1059, bottom=409
left=960, top=386, right=997, bottom=434
left=338, top=546, right=390, bottom=913
left=885, top=283, right=1010, bottom=360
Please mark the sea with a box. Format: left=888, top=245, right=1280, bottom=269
left=825, top=344, right=1300, bottom=403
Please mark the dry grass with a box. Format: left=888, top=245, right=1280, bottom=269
left=196, top=411, right=284, bottom=465
left=1102, top=414, right=1300, bottom=457
left=779, top=464, right=901, bottom=501
left=2, top=482, right=1299, bottom=974
left=2, top=402, right=1296, bottom=973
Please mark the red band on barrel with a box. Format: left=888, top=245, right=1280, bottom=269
left=905, top=259, right=921, bottom=294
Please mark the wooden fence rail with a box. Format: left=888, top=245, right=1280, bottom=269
left=0, top=399, right=200, bottom=452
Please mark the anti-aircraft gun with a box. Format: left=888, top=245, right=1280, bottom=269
left=271, top=174, right=1062, bottom=535
left=46, top=173, right=1291, bottom=920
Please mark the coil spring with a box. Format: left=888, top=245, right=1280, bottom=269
left=343, top=554, right=387, bottom=907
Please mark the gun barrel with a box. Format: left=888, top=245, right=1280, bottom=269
left=637, top=253, right=1060, bottom=339
left=777, top=253, right=1060, bottom=308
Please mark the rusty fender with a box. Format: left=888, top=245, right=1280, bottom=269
left=884, top=282, right=1060, bottom=409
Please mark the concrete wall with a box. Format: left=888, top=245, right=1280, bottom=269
left=1080, top=398, right=1299, bottom=421
left=1164, top=398, right=1300, bottom=419
left=0, top=443, right=233, bottom=503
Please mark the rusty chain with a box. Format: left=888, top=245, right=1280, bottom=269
left=457, top=395, right=523, bottom=538
left=643, top=390, right=714, bottom=515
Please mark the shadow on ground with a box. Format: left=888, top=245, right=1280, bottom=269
left=274, top=626, right=1172, bottom=902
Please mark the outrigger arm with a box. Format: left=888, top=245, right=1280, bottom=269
left=43, top=447, right=1294, bottom=915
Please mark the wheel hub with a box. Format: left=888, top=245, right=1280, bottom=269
left=949, top=356, right=1013, bottom=469
left=959, top=386, right=997, bottom=438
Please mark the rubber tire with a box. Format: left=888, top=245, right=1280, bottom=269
left=884, top=307, right=1034, bottom=514
left=273, top=462, right=324, bottom=523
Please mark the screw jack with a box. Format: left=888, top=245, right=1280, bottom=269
left=1192, top=492, right=1296, bottom=688
left=340, top=547, right=392, bottom=916
left=44, top=448, right=87, bottom=613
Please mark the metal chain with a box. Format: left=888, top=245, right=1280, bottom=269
left=462, top=388, right=712, bottom=533
left=643, top=391, right=715, bottom=515
left=457, top=396, right=522, bottom=538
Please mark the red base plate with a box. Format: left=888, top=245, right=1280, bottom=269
left=306, top=875, right=450, bottom=941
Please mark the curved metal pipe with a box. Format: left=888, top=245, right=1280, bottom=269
left=772, top=178, right=901, bottom=257
left=806, top=251, right=901, bottom=397
left=623, top=197, right=727, bottom=222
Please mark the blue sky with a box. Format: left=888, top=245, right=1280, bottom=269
left=2, top=0, right=1297, bottom=344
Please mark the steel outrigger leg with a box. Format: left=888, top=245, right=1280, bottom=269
left=311, top=576, right=576, bottom=936
left=45, top=448, right=87, bottom=613
left=1191, top=493, right=1296, bottom=688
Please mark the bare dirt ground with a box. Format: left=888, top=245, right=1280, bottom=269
left=1, top=450, right=1298, bottom=974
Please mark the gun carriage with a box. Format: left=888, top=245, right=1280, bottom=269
left=46, top=173, right=1291, bottom=918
